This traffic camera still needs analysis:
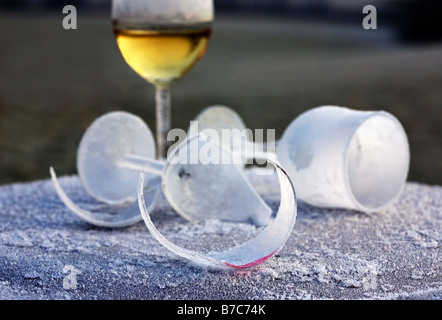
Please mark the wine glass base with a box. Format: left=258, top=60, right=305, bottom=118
left=77, top=111, right=157, bottom=204
left=189, top=105, right=247, bottom=138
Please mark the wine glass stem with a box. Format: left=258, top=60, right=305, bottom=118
left=155, top=84, right=171, bottom=160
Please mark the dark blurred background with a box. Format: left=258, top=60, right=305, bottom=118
left=0, top=0, right=441, bottom=186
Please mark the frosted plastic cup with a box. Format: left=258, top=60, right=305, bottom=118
left=277, top=106, right=410, bottom=212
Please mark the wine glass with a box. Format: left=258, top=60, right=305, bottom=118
left=112, top=0, right=214, bottom=159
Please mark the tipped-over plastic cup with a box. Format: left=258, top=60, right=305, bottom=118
left=277, top=106, right=410, bottom=212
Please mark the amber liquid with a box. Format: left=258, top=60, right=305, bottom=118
left=114, top=23, right=211, bottom=85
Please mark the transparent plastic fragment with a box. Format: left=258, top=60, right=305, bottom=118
left=51, top=167, right=160, bottom=228
left=137, top=159, right=297, bottom=269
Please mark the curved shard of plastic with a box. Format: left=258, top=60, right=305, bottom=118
left=137, top=159, right=297, bottom=269
left=50, top=167, right=160, bottom=228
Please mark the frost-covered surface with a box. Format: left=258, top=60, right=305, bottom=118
left=0, top=170, right=441, bottom=300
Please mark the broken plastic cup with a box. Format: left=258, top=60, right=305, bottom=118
left=277, top=106, right=410, bottom=212
left=162, top=133, right=272, bottom=227
left=51, top=112, right=272, bottom=227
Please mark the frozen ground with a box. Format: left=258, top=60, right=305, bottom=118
left=0, top=170, right=440, bottom=300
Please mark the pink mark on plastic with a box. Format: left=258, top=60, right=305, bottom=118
left=223, top=249, right=279, bottom=269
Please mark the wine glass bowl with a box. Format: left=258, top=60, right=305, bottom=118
left=113, top=24, right=211, bottom=87
left=112, top=0, right=214, bottom=158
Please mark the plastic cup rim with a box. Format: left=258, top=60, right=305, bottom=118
left=342, top=110, right=410, bottom=212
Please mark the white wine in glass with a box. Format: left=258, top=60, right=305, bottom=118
left=112, top=0, right=214, bottom=159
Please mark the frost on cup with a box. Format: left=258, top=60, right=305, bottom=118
left=277, top=106, right=410, bottom=213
